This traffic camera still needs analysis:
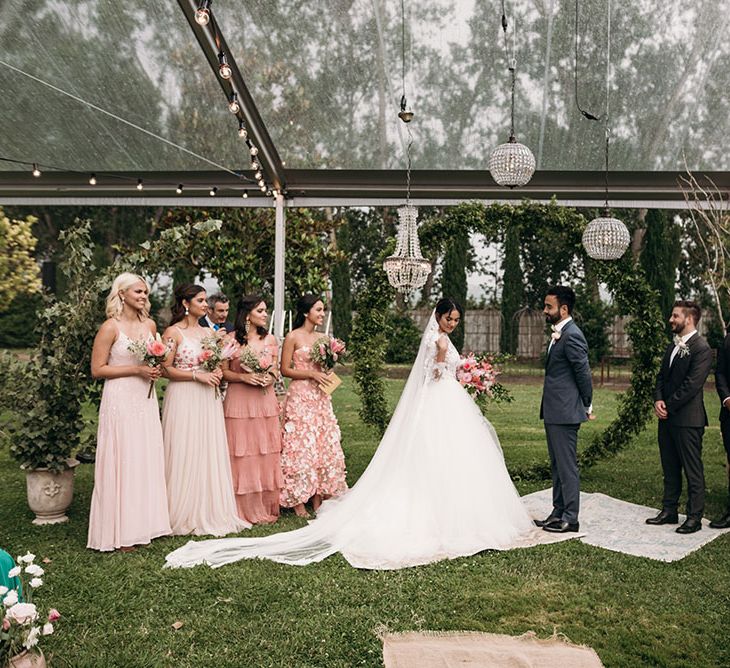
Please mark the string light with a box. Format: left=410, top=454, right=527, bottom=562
left=251, top=160, right=259, bottom=171
left=228, top=92, right=240, bottom=114
left=260, top=184, right=266, bottom=192
left=32, top=163, right=41, bottom=177
left=136, top=178, right=143, bottom=190
left=209, top=186, right=217, bottom=196
left=249, top=146, right=258, bottom=156
left=218, top=52, right=232, bottom=80
left=242, top=191, right=248, bottom=198
left=238, top=120, right=247, bottom=138
left=176, top=184, right=183, bottom=194
left=254, top=171, right=262, bottom=180
left=88, top=173, right=96, bottom=185
left=195, top=0, right=212, bottom=26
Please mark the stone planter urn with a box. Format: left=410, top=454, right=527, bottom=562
left=25, top=459, right=79, bottom=525
left=8, top=650, right=46, bottom=668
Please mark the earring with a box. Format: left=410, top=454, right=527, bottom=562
left=245, top=320, right=250, bottom=334
left=121, top=296, right=125, bottom=304
left=185, top=306, right=189, bottom=316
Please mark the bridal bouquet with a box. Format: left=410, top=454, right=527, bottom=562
left=1, top=552, right=60, bottom=665
left=457, top=352, right=513, bottom=409
left=127, top=333, right=172, bottom=398
left=238, top=346, right=275, bottom=393
left=309, top=336, right=347, bottom=394
left=198, top=335, right=237, bottom=398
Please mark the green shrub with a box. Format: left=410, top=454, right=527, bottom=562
left=0, top=293, right=43, bottom=348
left=385, top=312, right=421, bottom=363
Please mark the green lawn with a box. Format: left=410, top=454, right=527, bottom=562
left=1, top=378, right=729, bottom=667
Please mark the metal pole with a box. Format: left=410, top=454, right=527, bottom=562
left=274, top=193, right=286, bottom=339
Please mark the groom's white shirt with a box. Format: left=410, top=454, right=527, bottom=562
left=669, top=329, right=696, bottom=367
left=548, top=316, right=592, bottom=415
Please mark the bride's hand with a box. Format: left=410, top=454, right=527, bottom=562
left=436, top=334, right=449, bottom=352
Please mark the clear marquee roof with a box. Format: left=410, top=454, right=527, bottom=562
left=1, top=0, right=729, bottom=206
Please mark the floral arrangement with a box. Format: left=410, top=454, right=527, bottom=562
left=127, top=333, right=172, bottom=398
left=672, top=334, right=691, bottom=359
left=1, top=552, right=59, bottom=663
left=309, top=336, right=348, bottom=372
left=457, top=352, right=513, bottom=409
left=198, top=335, right=237, bottom=398
left=238, top=346, right=275, bottom=393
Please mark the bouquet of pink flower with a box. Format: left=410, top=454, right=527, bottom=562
left=127, top=333, right=172, bottom=398
left=238, top=346, right=276, bottom=393
left=309, top=336, right=348, bottom=372
left=1, top=551, right=60, bottom=664
left=198, top=335, right=237, bottom=398
left=457, top=352, right=513, bottom=409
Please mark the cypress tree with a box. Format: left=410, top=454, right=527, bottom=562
left=640, top=209, right=681, bottom=322
left=441, top=228, right=469, bottom=351
left=330, top=220, right=353, bottom=341
left=500, top=222, right=523, bottom=354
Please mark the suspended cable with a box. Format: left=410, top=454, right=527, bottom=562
left=574, top=0, right=601, bottom=121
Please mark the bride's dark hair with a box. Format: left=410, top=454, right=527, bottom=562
left=434, top=297, right=464, bottom=321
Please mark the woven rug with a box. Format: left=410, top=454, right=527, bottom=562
left=382, top=631, right=604, bottom=668
left=522, top=488, right=730, bottom=562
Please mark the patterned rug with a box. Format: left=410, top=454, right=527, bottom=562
left=521, top=488, right=730, bottom=562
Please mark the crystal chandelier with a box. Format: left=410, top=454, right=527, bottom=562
left=383, top=205, right=432, bottom=293
left=489, top=4, right=535, bottom=188
left=382, top=0, right=431, bottom=294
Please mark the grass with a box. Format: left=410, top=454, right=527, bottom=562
left=1, top=377, right=729, bottom=667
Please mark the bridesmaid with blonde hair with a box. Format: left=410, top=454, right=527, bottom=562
left=88, top=272, right=171, bottom=552
left=161, top=284, right=248, bottom=537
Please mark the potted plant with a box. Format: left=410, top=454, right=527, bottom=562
left=1, top=551, right=60, bottom=667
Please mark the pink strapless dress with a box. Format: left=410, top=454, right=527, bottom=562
left=87, top=331, right=171, bottom=551
left=279, top=346, right=347, bottom=508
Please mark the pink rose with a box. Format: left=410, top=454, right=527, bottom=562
left=6, top=602, right=38, bottom=625
left=198, top=350, right=213, bottom=362
left=331, top=339, right=345, bottom=354
left=147, top=340, right=167, bottom=357
left=319, top=344, right=327, bottom=357
left=461, top=372, right=472, bottom=383
left=48, top=609, right=61, bottom=622
left=258, top=353, right=273, bottom=369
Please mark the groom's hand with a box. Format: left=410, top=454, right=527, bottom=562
left=654, top=400, right=668, bottom=420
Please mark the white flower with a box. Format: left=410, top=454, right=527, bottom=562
left=29, top=578, right=43, bottom=589
left=6, top=602, right=38, bottom=624
left=42, top=622, right=54, bottom=636
left=25, top=564, right=44, bottom=577
left=23, top=625, right=41, bottom=649
left=7, top=566, right=21, bottom=578
left=0, top=586, right=7, bottom=597
left=3, top=590, right=19, bottom=607
left=19, top=552, right=36, bottom=564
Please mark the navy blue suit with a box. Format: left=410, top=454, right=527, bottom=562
left=540, top=319, right=593, bottom=524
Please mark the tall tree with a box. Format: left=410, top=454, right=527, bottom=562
left=440, top=229, right=469, bottom=351
left=640, top=209, right=681, bottom=323
left=500, top=221, right=523, bottom=355
left=330, top=217, right=353, bottom=341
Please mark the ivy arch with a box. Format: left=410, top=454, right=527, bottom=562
left=351, top=201, right=664, bottom=480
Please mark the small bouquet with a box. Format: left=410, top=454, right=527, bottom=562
left=198, top=335, right=237, bottom=398
left=457, top=352, right=513, bottom=410
left=239, top=346, right=275, bottom=393
left=1, top=552, right=60, bottom=665
left=309, top=336, right=347, bottom=394
left=127, top=333, right=172, bottom=398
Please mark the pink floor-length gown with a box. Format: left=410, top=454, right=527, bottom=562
left=162, top=329, right=249, bottom=536
left=87, top=331, right=171, bottom=551
left=279, top=346, right=347, bottom=508
left=224, top=339, right=284, bottom=524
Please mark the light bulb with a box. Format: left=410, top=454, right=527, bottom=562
left=238, top=120, right=247, bottom=138
left=254, top=171, right=262, bottom=180
left=209, top=187, right=217, bottom=196
left=195, top=0, right=211, bottom=25
left=242, top=191, right=248, bottom=199
left=249, top=146, right=258, bottom=156
left=136, top=178, right=143, bottom=191
left=176, top=184, right=183, bottom=194
left=228, top=93, right=240, bottom=114
left=260, top=185, right=266, bottom=192
left=89, top=173, right=97, bottom=185
left=251, top=161, right=259, bottom=170
left=218, top=52, right=232, bottom=79
left=257, top=179, right=264, bottom=187
left=32, top=163, right=41, bottom=177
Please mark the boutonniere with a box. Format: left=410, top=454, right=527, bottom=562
left=673, top=335, right=690, bottom=358
left=550, top=326, right=561, bottom=342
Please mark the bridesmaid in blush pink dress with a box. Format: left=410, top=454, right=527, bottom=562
left=222, top=295, right=283, bottom=524
left=279, top=294, right=347, bottom=518
left=87, top=273, right=171, bottom=552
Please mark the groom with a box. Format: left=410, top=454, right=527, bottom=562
left=537, top=286, right=593, bottom=533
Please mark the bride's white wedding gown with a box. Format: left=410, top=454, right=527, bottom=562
left=165, top=313, right=569, bottom=571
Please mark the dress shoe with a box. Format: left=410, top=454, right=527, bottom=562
left=645, top=509, right=679, bottom=525
left=708, top=512, right=730, bottom=529
left=542, top=519, right=580, bottom=533
left=534, top=514, right=561, bottom=528
left=676, top=517, right=702, bottom=534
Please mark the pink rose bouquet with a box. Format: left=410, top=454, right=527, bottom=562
left=457, top=352, right=513, bottom=410
left=239, top=346, right=276, bottom=393
left=127, top=332, right=172, bottom=398
left=309, top=336, right=348, bottom=372
left=199, top=335, right=237, bottom=398
left=1, top=552, right=60, bottom=664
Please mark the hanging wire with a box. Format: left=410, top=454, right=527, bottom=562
left=500, top=0, right=517, bottom=138
left=574, top=0, right=601, bottom=121
left=603, top=0, right=612, bottom=210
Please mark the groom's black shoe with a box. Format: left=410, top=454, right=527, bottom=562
left=645, top=509, right=679, bottom=525
left=709, top=512, right=730, bottom=529
left=542, top=520, right=579, bottom=533
left=534, top=514, right=561, bottom=528
left=676, top=517, right=702, bottom=534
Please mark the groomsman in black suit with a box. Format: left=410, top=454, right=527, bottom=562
left=199, top=292, right=235, bottom=333
left=648, top=300, right=713, bottom=534
left=711, top=328, right=730, bottom=528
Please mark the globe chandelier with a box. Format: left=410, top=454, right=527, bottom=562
left=576, top=0, right=630, bottom=261
left=383, top=0, right=431, bottom=294
left=488, top=1, right=535, bottom=188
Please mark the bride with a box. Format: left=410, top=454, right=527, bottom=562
left=165, top=297, right=569, bottom=571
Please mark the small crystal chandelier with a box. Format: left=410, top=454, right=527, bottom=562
left=488, top=5, right=535, bottom=188
left=383, top=0, right=431, bottom=294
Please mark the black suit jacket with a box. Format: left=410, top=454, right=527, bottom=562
left=654, top=332, right=712, bottom=427
left=198, top=316, right=235, bottom=333
left=715, top=332, right=730, bottom=422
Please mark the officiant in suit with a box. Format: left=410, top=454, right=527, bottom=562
left=711, top=327, right=730, bottom=528
left=537, top=286, right=593, bottom=534
left=648, top=300, right=712, bottom=534
left=200, top=293, right=235, bottom=333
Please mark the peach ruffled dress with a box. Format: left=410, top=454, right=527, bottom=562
left=279, top=346, right=348, bottom=508
left=87, top=331, right=171, bottom=551
left=224, top=338, right=284, bottom=524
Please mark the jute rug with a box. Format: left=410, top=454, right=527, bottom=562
left=522, top=488, right=730, bottom=562
left=382, top=631, right=604, bottom=668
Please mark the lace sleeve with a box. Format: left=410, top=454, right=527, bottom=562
left=423, top=336, right=447, bottom=384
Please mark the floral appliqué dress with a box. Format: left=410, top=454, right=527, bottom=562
left=279, top=346, right=347, bottom=508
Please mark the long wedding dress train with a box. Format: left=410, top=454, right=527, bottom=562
left=165, top=313, right=569, bottom=570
